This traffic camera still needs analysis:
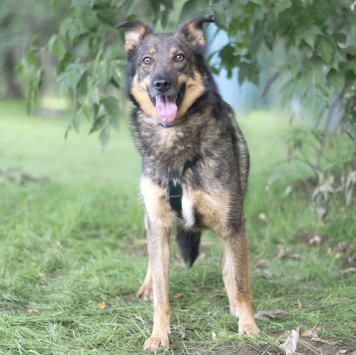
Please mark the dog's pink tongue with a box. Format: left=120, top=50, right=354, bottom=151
left=155, top=96, right=177, bottom=123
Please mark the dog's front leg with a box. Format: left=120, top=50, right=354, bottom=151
left=140, top=176, right=174, bottom=350
left=145, top=221, right=171, bottom=350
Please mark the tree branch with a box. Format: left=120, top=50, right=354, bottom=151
left=261, top=71, right=279, bottom=98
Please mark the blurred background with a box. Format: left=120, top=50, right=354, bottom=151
left=0, top=1, right=356, bottom=353
left=1, top=0, right=355, bottom=224
left=0, top=0, right=290, bottom=110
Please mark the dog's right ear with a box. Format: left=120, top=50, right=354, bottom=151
left=115, top=21, right=153, bottom=53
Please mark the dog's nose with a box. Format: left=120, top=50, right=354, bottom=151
left=153, top=76, right=172, bottom=92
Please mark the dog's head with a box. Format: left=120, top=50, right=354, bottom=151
left=116, top=17, right=214, bottom=125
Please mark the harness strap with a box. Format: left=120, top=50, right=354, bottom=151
left=168, top=180, right=183, bottom=217
left=168, top=155, right=201, bottom=217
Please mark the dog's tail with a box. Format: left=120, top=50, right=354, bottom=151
left=176, top=227, right=201, bottom=267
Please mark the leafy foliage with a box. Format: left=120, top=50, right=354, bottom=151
left=20, top=0, right=356, bottom=206
left=21, top=0, right=356, bottom=136
left=0, top=0, right=68, bottom=98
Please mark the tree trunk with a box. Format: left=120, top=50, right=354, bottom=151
left=4, top=49, right=23, bottom=99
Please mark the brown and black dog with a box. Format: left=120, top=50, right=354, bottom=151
left=116, top=17, right=260, bottom=350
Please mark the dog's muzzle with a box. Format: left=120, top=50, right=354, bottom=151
left=149, top=74, right=179, bottom=124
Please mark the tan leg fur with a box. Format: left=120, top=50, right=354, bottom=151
left=192, top=189, right=260, bottom=336
left=140, top=176, right=175, bottom=350
left=137, top=260, right=153, bottom=301
left=222, top=235, right=259, bottom=336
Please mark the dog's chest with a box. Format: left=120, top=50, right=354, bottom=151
left=139, top=123, right=197, bottom=177
left=155, top=128, right=193, bottom=158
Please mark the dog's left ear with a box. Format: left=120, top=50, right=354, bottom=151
left=115, top=20, right=153, bottom=53
left=178, top=17, right=214, bottom=55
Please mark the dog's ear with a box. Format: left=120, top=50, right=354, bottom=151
left=178, top=17, right=214, bottom=55
left=115, top=20, right=153, bottom=53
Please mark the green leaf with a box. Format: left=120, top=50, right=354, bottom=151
left=334, top=32, right=347, bottom=44
left=304, top=33, right=315, bottom=49
left=148, top=0, right=160, bottom=13
left=57, top=52, right=72, bottom=74
left=306, top=27, right=321, bottom=49
left=84, top=101, right=100, bottom=123
left=87, top=88, right=101, bottom=109
left=60, top=17, right=87, bottom=45
left=77, top=73, right=88, bottom=98
left=26, top=68, right=44, bottom=114
left=17, top=52, right=36, bottom=75
left=92, top=1, right=113, bottom=10
left=59, top=18, right=74, bottom=39
left=314, top=82, right=331, bottom=101
left=180, top=0, right=197, bottom=22
left=25, top=51, right=37, bottom=67
left=346, top=46, right=356, bottom=56
left=64, top=124, right=71, bottom=140
left=48, top=35, right=67, bottom=62
left=327, top=69, right=345, bottom=93
left=160, top=8, right=169, bottom=29
left=317, top=37, right=333, bottom=65
left=99, top=125, right=110, bottom=147
left=72, top=112, right=81, bottom=133
left=211, top=3, right=227, bottom=30
left=297, top=70, right=314, bottom=98
left=288, top=56, right=301, bottom=79
left=218, top=44, right=236, bottom=77
left=96, top=9, right=117, bottom=27
left=89, top=115, right=108, bottom=134
left=110, top=116, right=119, bottom=131
left=238, top=62, right=248, bottom=86
left=110, top=69, right=122, bottom=89
left=310, top=58, right=324, bottom=79
left=57, top=62, right=85, bottom=96
left=295, top=25, right=321, bottom=49
left=274, top=0, right=292, bottom=17
left=346, top=60, right=356, bottom=75
left=280, top=79, right=295, bottom=107
left=98, top=61, right=115, bottom=90
left=101, top=96, right=120, bottom=120
left=243, top=61, right=260, bottom=87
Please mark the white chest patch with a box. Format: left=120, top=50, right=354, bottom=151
left=181, top=195, right=195, bottom=230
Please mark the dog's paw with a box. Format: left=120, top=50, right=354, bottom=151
left=143, top=334, right=170, bottom=350
left=136, top=283, right=153, bottom=302
left=238, top=321, right=260, bottom=337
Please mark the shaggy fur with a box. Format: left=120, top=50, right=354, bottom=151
left=116, top=17, right=260, bottom=350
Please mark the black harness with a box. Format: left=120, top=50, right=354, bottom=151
left=157, top=120, right=200, bottom=217
left=168, top=155, right=200, bottom=218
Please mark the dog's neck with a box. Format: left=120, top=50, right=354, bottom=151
left=157, top=114, right=189, bottom=129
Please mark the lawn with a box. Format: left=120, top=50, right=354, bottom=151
left=0, top=101, right=355, bottom=354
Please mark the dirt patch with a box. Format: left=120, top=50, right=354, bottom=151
left=0, top=167, right=50, bottom=185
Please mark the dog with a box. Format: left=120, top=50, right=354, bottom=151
left=116, top=17, right=260, bottom=350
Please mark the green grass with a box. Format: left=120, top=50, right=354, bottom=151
left=0, top=101, right=355, bottom=354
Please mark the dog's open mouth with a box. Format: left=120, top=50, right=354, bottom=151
left=152, top=95, right=178, bottom=124
left=150, top=86, right=185, bottom=124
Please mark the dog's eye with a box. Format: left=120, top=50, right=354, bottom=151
left=143, top=57, right=152, bottom=65
left=175, top=54, right=185, bottom=62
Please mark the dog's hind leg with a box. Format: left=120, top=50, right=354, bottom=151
left=137, top=260, right=153, bottom=301
left=221, top=218, right=260, bottom=337
left=140, top=176, right=175, bottom=350
left=222, top=247, right=237, bottom=316
left=137, top=215, right=153, bottom=301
